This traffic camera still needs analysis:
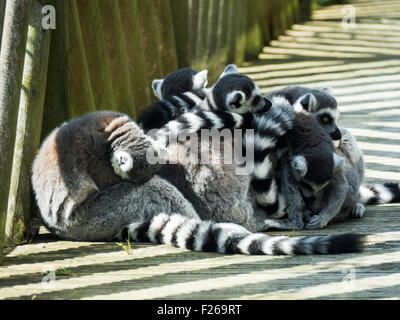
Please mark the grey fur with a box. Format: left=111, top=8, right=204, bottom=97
left=263, top=127, right=365, bottom=231
left=262, top=112, right=341, bottom=231
left=31, top=64, right=366, bottom=255
left=32, top=111, right=198, bottom=241
left=31, top=110, right=364, bottom=254
left=265, top=85, right=342, bottom=141
left=138, top=68, right=208, bottom=133
left=208, top=64, right=271, bottom=114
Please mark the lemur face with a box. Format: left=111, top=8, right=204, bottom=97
left=291, top=152, right=344, bottom=196
left=152, top=68, right=208, bottom=100
left=293, top=88, right=342, bottom=144
left=287, top=112, right=345, bottom=196
left=212, top=64, right=271, bottom=114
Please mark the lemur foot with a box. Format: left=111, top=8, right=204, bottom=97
left=305, top=215, right=328, bottom=230
left=303, top=210, right=315, bottom=223
left=351, top=203, right=365, bottom=219
left=263, top=218, right=304, bottom=231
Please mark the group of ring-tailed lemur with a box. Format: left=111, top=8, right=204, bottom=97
left=32, top=65, right=400, bottom=256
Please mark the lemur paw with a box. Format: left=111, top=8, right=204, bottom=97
left=111, top=150, right=133, bottom=179
left=305, top=215, right=327, bottom=230
left=351, top=203, right=365, bottom=219
left=303, top=210, right=315, bottom=223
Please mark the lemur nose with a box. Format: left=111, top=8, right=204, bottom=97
left=331, top=128, right=342, bottom=140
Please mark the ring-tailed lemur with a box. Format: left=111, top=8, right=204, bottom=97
left=266, top=85, right=400, bottom=214
left=260, top=112, right=347, bottom=231
left=138, top=65, right=270, bottom=133
left=263, top=124, right=400, bottom=231
left=137, top=68, right=208, bottom=132
left=31, top=111, right=365, bottom=255
left=265, top=85, right=342, bottom=144
left=207, top=64, right=271, bottom=114
left=147, top=69, right=399, bottom=228
left=299, top=128, right=365, bottom=230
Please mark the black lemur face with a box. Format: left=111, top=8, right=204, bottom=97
left=161, top=68, right=197, bottom=98
left=212, top=69, right=271, bottom=114
left=152, top=68, right=208, bottom=100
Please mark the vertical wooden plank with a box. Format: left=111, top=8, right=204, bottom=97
left=233, top=0, right=246, bottom=65
left=6, top=0, right=50, bottom=245
left=206, top=0, right=220, bottom=79
left=153, top=0, right=177, bottom=75
left=299, top=0, right=312, bottom=22
left=98, top=0, right=136, bottom=118
left=302, top=0, right=312, bottom=22
left=245, top=0, right=263, bottom=60
left=137, top=0, right=163, bottom=100
left=270, top=0, right=282, bottom=39
left=258, top=0, right=271, bottom=45
left=226, top=0, right=237, bottom=64
left=68, top=0, right=96, bottom=118
left=292, top=0, right=301, bottom=24
left=119, top=0, right=151, bottom=113
left=0, top=0, right=6, bottom=48
left=215, top=0, right=230, bottom=71
left=169, top=0, right=190, bottom=68
left=0, top=0, right=31, bottom=260
left=75, top=0, right=116, bottom=112
left=188, top=0, right=199, bottom=66
left=279, top=0, right=288, bottom=36
left=193, top=0, right=210, bottom=71
left=285, top=0, right=294, bottom=28
left=41, top=0, right=70, bottom=139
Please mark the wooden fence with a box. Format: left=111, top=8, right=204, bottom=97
left=0, top=0, right=312, bottom=260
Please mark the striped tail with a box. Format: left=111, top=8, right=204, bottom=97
left=120, top=213, right=365, bottom=255
left=360, top=183, right=400, bottom=205
left=154, top=99, right=295, bottom=148
left=137, top=91, right=206, bottom=133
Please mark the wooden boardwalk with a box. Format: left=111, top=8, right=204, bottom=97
left=1, top=0, right=400, bottom=300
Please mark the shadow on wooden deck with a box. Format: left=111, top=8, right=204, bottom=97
left=1, top=0, right=399, bottom=300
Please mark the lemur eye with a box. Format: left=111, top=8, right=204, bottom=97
left=321, top=116, right=331, bottom=124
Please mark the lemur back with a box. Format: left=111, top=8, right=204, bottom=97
left=32, top=111, right=198, bottom=240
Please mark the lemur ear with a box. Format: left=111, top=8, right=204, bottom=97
left=290, top=155, right=308, bottom=179
left=299, top=93, right=317, bottom=112
left=333, top=153, right=345, bottom=170
left=263, top=96, right=273, bottom=111
left=152, top=79, right=164, bottom=99
left=193, top=69, right=208, bottom=90
left=321, top=87, right=334, bottom=96
left=227, top=91, right=245, bottom=108
left=219, top=64, right=238, bottom=79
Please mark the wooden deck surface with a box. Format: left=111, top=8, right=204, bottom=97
left=1, top=0, right=400, bottom=300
